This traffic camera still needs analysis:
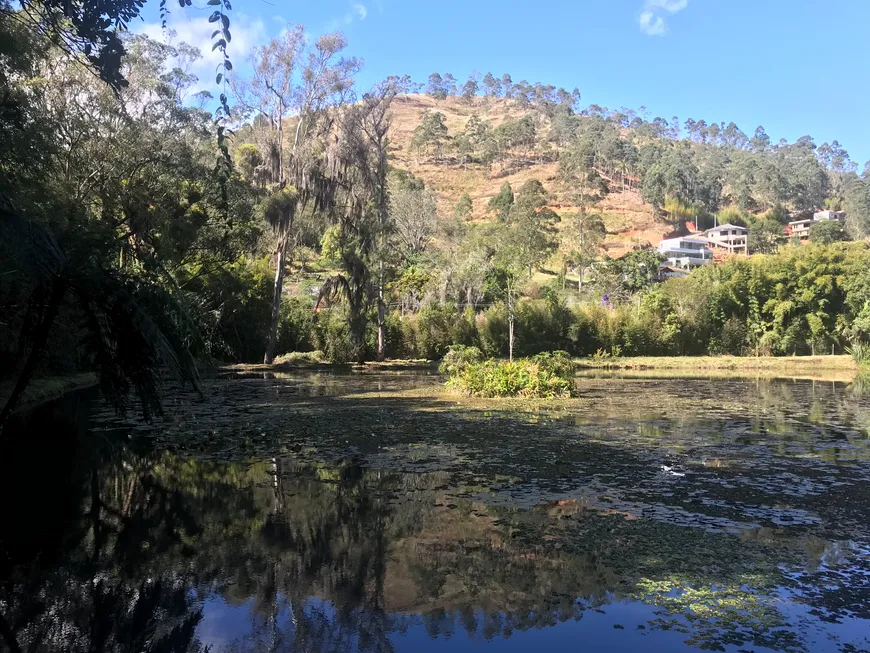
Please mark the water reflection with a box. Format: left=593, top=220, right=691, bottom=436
left=1, top=373, right=869, bottom=652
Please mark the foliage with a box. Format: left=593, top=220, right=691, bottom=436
left=446, top=357, right=577, bottom=398
left=454, top=193, right=473, bottom=220
left=437, top=344, right=484, bottom=376
left=809, top=220, right=848, bottom=244
left=846, top=342, right=870, bottom=368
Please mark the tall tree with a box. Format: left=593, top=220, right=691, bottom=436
left=488, top=182, right=514, bottom=222
left=566, top=210, right=606, bottom=293
left=504, top=179, right=559, bottom=277
left=233, top=29, right=360, bottom=363
left=481, top=72, right=500, bottom=98
left=460, top=78, right=479, bottom=104
left=426, top=72, right=446, bottom=100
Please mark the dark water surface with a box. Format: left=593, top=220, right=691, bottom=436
left=2, top=371, right=870, bottom=652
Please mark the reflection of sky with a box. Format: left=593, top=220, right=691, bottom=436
left=197, top=597, right=258, bottom=651
left=196, top=595, right=691, bottom=652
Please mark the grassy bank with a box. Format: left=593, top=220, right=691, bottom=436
left=1, top=373, right=98, bottom=413
left=221, top=359, right=435, bottom=374
left=575, top=355, right=857, bottom=374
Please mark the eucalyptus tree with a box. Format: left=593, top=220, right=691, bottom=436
left=317, top=80, right=401, bottom=362
left=566, top=210, right=606, bottom=293
left=232, top=28, right=360, bottom=363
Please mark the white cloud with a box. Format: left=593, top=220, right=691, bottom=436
left=136, top=12, right=267, bottom=85
left=638, top=0, right=688, bottom=36
left=326, top=2, right=369, bottom=31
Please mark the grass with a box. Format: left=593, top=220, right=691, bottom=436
left=0, top=372, right=98, bottom=413
left=223, top=357, right=435, bottom=373
left=576, top=355, right=857, bottom=373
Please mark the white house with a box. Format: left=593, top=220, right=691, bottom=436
left=788, top=219, right=813, bottom=241
left=813, top=210, right=846, bottom=223
left=703, top=224, right=748, bottom=254
left=658, top=236, right=714, bottom=268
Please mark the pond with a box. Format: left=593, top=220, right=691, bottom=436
left=1, top=370, right=870, bottom=652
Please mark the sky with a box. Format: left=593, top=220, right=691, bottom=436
left=136, top=0, right=870, bottom=166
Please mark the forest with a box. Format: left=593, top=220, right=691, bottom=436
left=3, top=0, right=870, bottom=422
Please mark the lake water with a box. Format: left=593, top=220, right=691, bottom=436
left=1, top=371, right=869, bottom=652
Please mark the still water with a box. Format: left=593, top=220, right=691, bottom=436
left=1, top=371, right=869, bottom=652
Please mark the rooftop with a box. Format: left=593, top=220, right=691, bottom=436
left=706, top=223, right=747, bottom=232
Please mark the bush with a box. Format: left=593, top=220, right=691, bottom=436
left=438, top=345, right=484, bottom=376
left=400, top=303, right=477, bottom=359
left=273, top=350, right=326, bottom=365
left=530, top=350, right=575, bottom=377
left=847, top=342, right=870, bottom=368
left=313, top=308, right=353, bottom=363
left=446, top=357, right=577, bottom=398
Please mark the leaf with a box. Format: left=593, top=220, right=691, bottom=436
left=208, top=11, right=220, bottom=22
left=212, top=39, right=226, bottom=51
left=221, top=14, right=230, bottom=29
left=224, top=60, right=233, bottom=71
left=211, top=29, right=220, bottom=38
left=223, top=28, right=231, bottom=42
left=207, top=0, right=221, bottom=4
left=215, top=73, right=222, bottom=85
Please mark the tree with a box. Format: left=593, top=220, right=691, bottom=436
left=391, top=186, right=439, bottom=257
left=426, top=72, right=446, bottom=100
left=316, top=80, right=398, bottom=363
left=232, top=28, right=360, bottom=364
left=454, top=194, right=473, bottom=220
left=809, top=220, right=848, bottom=244
left=500, top=73, right=513, bottom=98
left=749, top=218, right=786, bottom=254
left=504, top=179, right=559, bottom=278
left=442, top=73, right=457, bottom=96
left=410, top=111, right=449, bottom=161
left=566, top=211, right=606, bottom=292
left=0, top=210, right=199, bottom=435
left=488, top=182, right=514, bottom=222
left=482, top=73, right=500, bottom=98
left=460, top=78, right=478, bottom=104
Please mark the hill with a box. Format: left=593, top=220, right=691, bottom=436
left=387, top=94, right=674, bottom=259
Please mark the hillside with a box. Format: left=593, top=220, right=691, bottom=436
left=387, top=94, right=674, bottom=258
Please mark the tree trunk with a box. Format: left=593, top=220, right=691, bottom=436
left=264, top=236, right=287, bottom=364
left=376, top=275, right=386, bottom=362
left=0, top=278, right=66, bottom=436
left=508, top=312, right=515, bottom=362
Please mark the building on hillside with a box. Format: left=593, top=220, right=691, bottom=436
left=813, top=209, right=846, bottom=223
left=657, top=236, right=714, bottom=268
left=656, top=265, right=690, bottom=280
left=787, top=219, right=813, bottom=241
left=703, top=224, right=748, bottom=254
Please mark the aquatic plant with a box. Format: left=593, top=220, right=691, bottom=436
left=438, top=345, right=484, bottom=376
left=446, top=355, right=577, bottom=398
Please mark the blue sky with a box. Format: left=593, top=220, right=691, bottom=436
left=137, top=0, right=870, bottom=166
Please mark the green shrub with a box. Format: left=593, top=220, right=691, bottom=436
left=530, top=350, right=575, bottom=377
left=313, top=308, right=353, bottom=363
left=446, top=357, right=577, bottom=399
left=273, top=350, right=326, bottom=365
left=438, top=345, right=484, bottom=376
left=476, top=303, right=509, bottom=357
left=846, top=341, right=870, bottom=368
left=399, top=303, right=477, bottom=359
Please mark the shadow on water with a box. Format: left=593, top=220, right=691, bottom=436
left=1, top=371, right=870, bottom=652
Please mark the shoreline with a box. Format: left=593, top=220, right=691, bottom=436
left=574, top=354, right=857, bottom=373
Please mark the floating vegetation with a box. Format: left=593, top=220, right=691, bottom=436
left=5, top=370, right=870, bottom=652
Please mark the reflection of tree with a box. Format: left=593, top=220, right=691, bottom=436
left=2, top=409, right=868, bottom=653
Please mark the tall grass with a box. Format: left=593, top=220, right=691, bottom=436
left=445, top=351, right=577, bottom=399
left=846, top=342, right=870, bottom=368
